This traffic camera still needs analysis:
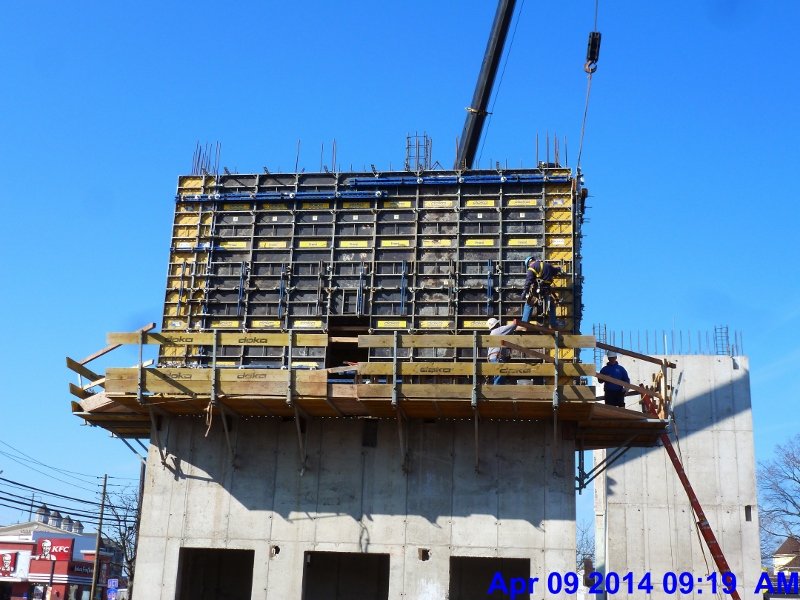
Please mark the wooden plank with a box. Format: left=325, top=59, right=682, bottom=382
left=66, top=357, right=102, bottom=382
left=596, top=373, right=664, bottom=400
left=107, top=331, right=329, bottom=347
left=80, top=322, right=156, bottom=364
left=500, top=341, right=555, bottom=363
left=325, top=364, right=360, bottom=374
left=69, top=383, right=92, bottom=399
left=355, top=383, right=595, bottom=401
left=358, top=334, right=596, bottom=349
left=358, top=362, right=595, bottom=377
left=596, top=341, right=677, bottom=369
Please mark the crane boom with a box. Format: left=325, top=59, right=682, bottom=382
left=454, top=0, right=517, bottom=170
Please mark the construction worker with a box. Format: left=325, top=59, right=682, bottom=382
left=521, top=257, right=562, bottom=323
left=486, top=317, right=523, bottom=385
left=599, top=351, right=630, bottom=407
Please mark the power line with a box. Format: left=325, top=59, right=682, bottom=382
left=0, top=440, right=100, bottom=484
left=0, top=492, right=134, bottom=527
left=0, top=453, right=100, bottom=494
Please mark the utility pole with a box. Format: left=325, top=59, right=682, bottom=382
left=90, top=474, right=108, bottom=600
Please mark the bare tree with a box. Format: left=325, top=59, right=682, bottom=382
left=104, top=487, right=140, bottom=595
left=576, top=518, right=596, bottom=569
left=758, top=433, right=800, bottom=564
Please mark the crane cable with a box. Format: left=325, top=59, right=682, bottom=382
left=576, top=0, right=601, bottom=170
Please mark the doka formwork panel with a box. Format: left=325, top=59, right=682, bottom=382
left=163, top=169, right=583, bottom=342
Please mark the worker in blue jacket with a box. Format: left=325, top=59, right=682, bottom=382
left=521, top=257, right=562, bottom=323
left=599, top=351, right=630, bottom=407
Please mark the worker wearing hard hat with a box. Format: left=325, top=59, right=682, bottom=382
left=486, top=317, right=524, bottom=385
left=521, top=257, right=562, bottom=323
left=599, top=351, right=630, bottom=407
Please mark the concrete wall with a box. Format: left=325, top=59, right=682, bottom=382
left=594, top=355, right=761, bottom=599
left=136, top=418, right=576, bottom=600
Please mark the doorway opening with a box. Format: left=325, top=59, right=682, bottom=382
left=176, top=548, right=254, bottom=600
left=302, top=551, right=389, bottom=600
left=450, top=556, right=530, bottom=600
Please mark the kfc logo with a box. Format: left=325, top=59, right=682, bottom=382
left=36, top=538, right=74, bottom=561
left=0, top=552, right=16, bottom=576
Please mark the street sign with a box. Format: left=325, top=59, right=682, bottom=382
left=107, top=578, right=119, bottom=590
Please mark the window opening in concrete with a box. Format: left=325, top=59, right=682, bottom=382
left=745, top=505, right=752, bottom=522
left=450, top=556, right=530, bottom=600
left=418, top=548, right=431, bottom=561
left=302, top=551, right=389, bottom=600
left=176, top=548, right=254, bottom=600
left=270, top=545, right=281, bottom=557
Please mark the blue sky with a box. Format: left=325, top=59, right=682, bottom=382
left=0, top=0, right=797, bottom=526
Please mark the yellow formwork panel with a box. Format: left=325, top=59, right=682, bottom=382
left=546, top=236, right=573, bottom=249
left=178, top=175, right=216, bottom=193
left=342, top=201, right=372, bottom=209
left=219, top=240, right=249, bottom=250
left=174, top=213, right=200, bottom=226
left=418, top=319, right=454, bottom=329
left=421, top=238, right=455, bottom=248
left=465, top=199, right=497, bottom=208
left=545, top=249, right=573, bottom=261
left=291, top=319, right=323, bottom=329
left=163, top=304, right=192, bottom=318
left=555, top=305, right=573, bottom=317
left=249, top=319, right=283, bottom=329
left=382, top=200, right=413, bottom=209
left=209, top=318, right=243, bottom=329
left=545, top=195, right=573, bottom=207
left=545, top=181, right=572, bottom=192
left=508, top=237, right=540, bottom=247
left=464, top=238, right=496, bottom=247
left=162, top=318, right=188, bottom=330
left=422, top=198, right=456, bottom=209
left=173, top=226, right=212, bottom=238
left=545, top=208, right=572, bottom=222
left=506, top=198, right=539, bottom=207
left=168, top=253, right=208, bottom=265
left=545, top=222, right=572, bottom=235
left=298, top=240, right=330, bottom=249
left=167, top=261, right=207, bottom=276
left=376, top=319, right=409, bottom=329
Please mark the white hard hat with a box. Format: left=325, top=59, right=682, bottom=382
left=606, top=350, right=618, bottom=359
left=486, top=317, right=500, bottom=329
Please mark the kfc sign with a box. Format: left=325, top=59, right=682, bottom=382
left=0, top=552, right=17, bottom=577
left=35, top=538, right=74, bottom=561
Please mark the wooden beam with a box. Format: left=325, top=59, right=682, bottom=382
left=358, top=334, right=595, bottom=349
left=66, top=357, right=102, bottom=382
left=69, top=383, right=92, bottom=400
left=107, top=331, right=328, bottom=347
left=596, top=341, right=676, bottom=369
left=596, top=373, right=664, bottom=400
left=500, top=341, right=555, bottom=363
left=325, top=364, right=360, bottom=374
left=359, top=361, right=594, bottom=377
left=79, top=322, right=156, bottom=364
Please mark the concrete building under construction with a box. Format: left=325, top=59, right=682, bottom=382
left=65, top=2, right=761, bottom=599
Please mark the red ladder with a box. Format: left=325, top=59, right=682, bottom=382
left=641, top=393, right=742, bottom=600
